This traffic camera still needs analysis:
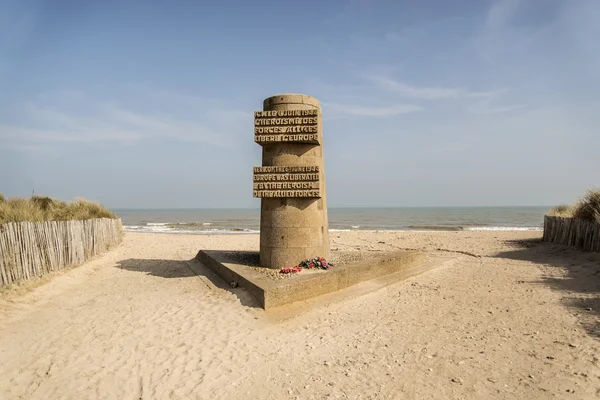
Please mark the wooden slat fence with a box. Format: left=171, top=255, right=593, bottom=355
left=0, top=218, right=123, bottom=286
left=543, top=216, right=600, bottom=252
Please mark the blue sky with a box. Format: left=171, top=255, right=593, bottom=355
left=1, top=0, right=598, bottom=208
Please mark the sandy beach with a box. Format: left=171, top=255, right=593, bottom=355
left=1, top=230, right=599, bottom=399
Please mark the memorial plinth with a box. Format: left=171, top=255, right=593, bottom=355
left=253, top=94, right=329, bottom=269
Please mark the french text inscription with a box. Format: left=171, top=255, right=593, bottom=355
left=253, top=165, right=321, bottom=198
left=254, top=109, right=320, bottom=144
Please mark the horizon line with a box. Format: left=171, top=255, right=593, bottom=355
left=110, top=205, right=553, bottom=210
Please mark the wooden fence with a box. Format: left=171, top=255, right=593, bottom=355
left=543, top=216, right=600, bottom=252
left=0, top=218, right=123, bottom=286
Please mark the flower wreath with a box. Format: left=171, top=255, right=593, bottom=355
left=280, top=257, right=334, bottom=274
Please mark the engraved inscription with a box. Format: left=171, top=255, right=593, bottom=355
left=255, top=133, right=318, bottom=143
left=253, top=182, right=319, bottom=190
left=254, top=110, right=318, bottom=117
left=254, top=166, right=319, bottom=173
left=254, top=108, right=321, bottom=144
left=254, top=126, right=318, bottom=134
left=253, top=190, right=321, bottom=198
left=254, top=117, right=318, bottom=126
left=253, top=165, right=321, bottom=198
left=254, top=173, right=319, bottom=181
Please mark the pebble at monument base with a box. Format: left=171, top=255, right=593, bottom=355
left=253, top=94, right=329, bottom=269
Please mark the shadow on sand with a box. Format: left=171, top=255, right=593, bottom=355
left=494, top=237, right=600, bottom=337
left=116, top=256, right=261, bottom=308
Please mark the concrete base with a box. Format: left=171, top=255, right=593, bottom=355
left=196, top=250, right=447, bottom=309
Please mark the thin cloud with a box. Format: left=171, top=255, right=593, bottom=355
left=366, top=75, right=501, bottom=100
left=0, top=125, right=142, bottom=143
left=2, top=92, right=250, bottom=147
left=467, top=100, right=526, bottom=115
left=359, top=73, right=523, bottom=115
left=325, top=102, right=422, bottom=117
left=486, top=0, right=521, bottom=31
left=474, top=0, right=545, bottom=63
left=100, top=104, right=173, bottom=131
left=466, top=89, right=525, bottom=115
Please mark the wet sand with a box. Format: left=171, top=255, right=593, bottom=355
left=1, top=231, right=599, bottom=399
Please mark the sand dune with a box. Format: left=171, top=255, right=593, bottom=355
left=1, top=231, right=599, bottom=399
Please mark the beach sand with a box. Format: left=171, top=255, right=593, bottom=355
left=1, top=231, right=599, bottom=399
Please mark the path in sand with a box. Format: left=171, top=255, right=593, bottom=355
left=0, top=231, right=599, bottom=399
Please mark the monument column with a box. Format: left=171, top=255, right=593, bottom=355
left=253, top=94, right=329, bottom=269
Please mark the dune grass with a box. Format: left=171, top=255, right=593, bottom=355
left=0, top=195, right=117, bottom=224
left=572, top=189, right=600, bottom=222
left=548, top=189, right=600, bottom=222
left=547, top=204, right=575, bottom=218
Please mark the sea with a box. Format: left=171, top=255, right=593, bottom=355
left=115, top=207, right=547, bottom=235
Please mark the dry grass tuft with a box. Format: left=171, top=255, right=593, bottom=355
left=549, top=188, right=600, bottom=222
left=572, top=189, right=600, bottom=222
left=0, top=196, right=117, bottom=224
left=547, top=204, right=575, bottom=218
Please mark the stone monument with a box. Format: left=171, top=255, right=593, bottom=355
left=253, top=94, right=329, bottom=269
left=197, top=101, right=426, bottom=308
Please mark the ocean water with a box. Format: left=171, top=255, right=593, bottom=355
left=115, top=207, right=547, bottom=234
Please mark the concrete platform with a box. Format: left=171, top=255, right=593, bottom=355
left=196, top=250, right=449, bottom=309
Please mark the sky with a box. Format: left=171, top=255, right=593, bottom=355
left=1, top=0, right=599, bottom=209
